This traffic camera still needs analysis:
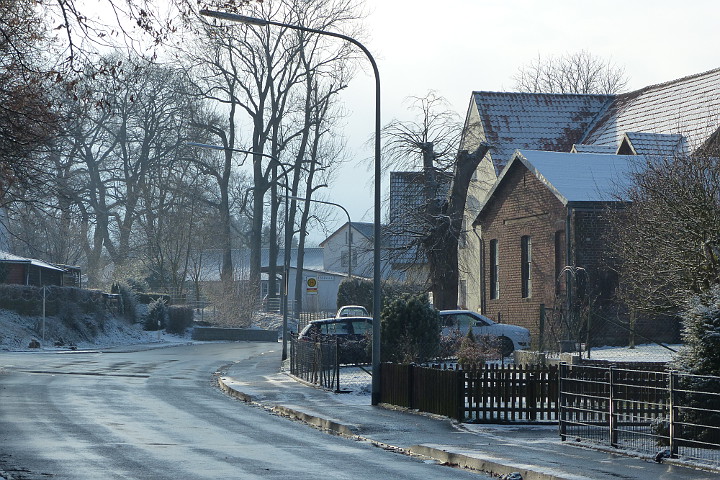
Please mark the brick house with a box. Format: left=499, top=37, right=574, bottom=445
left=473, top=149, right=677, bottom=348
left=458, top=67, right=720, bottom=314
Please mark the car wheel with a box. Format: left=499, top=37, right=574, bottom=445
left=499, top=336, right=514, bottom=357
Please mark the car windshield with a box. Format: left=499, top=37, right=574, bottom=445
left=305, top=318, right=372, bottom=337
left=338, top=306, right=368, bottom=317
left=442, top=312, right=492, bottom=328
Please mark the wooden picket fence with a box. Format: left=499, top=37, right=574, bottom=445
left=380, top=363, right=559, bottom=422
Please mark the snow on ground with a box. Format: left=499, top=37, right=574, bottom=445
left=581, top=343, right=680, bottom=363
left=0, top=308, right=193, bottom=352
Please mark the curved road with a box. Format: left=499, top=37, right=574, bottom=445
left=0, top=343, right=486, bottom=479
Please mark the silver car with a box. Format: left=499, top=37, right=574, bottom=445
left=439, top=310, right=531, bottom=356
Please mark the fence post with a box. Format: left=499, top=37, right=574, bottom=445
left=559, top=362, right=567, bottom=441
left=609, top=366, right=617, bottom=447
left=407, top=364, right=414, bottom=410
left=669, top=370, right=677, bottom=457
left=456, top=368, right=465, bottom=421
left=528, top=367, right=537, bottom=422
left=335, top=337, right=341, bottom=393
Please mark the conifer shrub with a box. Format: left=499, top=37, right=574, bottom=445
left=671, top=286, right=720, bottom=446
left=144, top=299, right=168, bottom=331
left=380, top=294, right=440, bottom=363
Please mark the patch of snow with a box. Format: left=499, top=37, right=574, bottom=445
left=0, top=308, right=192, bottom=352
left=581, top=343, right=680, bottom=363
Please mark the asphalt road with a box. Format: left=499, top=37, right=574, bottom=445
left=0, top=343, right=489, bottom=479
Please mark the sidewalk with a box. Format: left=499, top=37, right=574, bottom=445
left=219, top=349, right=717, bottom=480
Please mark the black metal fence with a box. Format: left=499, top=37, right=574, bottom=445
left=288, top=335, right=372, bottom=392
left=290, top=335, right=340, bottom=391
left=559, top=364, right=720, bottom=470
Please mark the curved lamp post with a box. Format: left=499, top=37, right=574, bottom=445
left=199, top=9, right=382, bottom=404
left=289, top=196, right=352, bottom=278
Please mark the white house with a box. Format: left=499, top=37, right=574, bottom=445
left=319, top=222, right=375, bottom=278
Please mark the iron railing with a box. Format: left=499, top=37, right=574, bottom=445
left=559, top=364, right=720, bottom=470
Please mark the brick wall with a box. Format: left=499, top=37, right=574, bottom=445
left=476, top=161, right=567, bottom=338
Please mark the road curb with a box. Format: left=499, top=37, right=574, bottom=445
left=217, top=375, right=566, bottom=480
left=409, top=444, right=573, bottom=480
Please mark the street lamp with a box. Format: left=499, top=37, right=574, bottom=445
left=188, top=141, right=293, bottom=361
left=199, top=9, right=383, bottom=405
left=289, top=196, right=352, bottom=278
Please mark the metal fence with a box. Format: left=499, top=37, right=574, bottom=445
left=559, top=364, right=720, bottom=470
left=288, top=335, right=372, bottom=392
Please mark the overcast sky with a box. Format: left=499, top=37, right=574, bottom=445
left=306, top=0, right=719, bottom=244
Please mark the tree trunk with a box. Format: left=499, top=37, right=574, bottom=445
left=424, top=144, right=489, bottom=310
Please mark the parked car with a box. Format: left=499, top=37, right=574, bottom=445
left=439, top=310, right=530, bottom=357
left=335, top=305, right=370, bottom=318
left=298, top=316, right=373, bottom=364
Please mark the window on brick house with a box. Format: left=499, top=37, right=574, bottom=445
left=489, top=239, right=499, bottom=299
left=521, top=235, right=532, bottom=298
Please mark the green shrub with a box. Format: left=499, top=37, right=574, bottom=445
left=337, top=278, right=425, bottom=313
left=380, top=293, right=440, bottom=363
left=671, top=286, right=720, bottom=445
left=166, top=306, right=193, bottom=334
left=144, top=299, right=168, bottom=331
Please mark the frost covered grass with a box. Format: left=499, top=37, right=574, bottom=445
left=0, top=308, right=193, bottom=352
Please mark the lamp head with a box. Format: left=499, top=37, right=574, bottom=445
left=199, top=9, right=269, bottom=26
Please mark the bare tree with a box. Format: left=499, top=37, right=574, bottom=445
left=609, top=152, right=720, bottom=315
left=513, top=50, right=628, bottom=95
left=187, top=0, right=363, bottom=301
left=382, top=92, right=489, bottom=309
left=0, top=0, right=60, bottom=207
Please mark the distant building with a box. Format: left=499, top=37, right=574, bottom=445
left=387, top=171, right=452, bottom=284
left=0, top=251, right=72, bottom=287
left=319, top=222, right=375, bottom=278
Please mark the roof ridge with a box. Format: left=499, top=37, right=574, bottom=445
left=620, top=66, right=720, bottom=98
left=471, top=90, right=612, bottom=98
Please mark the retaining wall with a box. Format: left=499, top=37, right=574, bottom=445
left=192, top=327, right=278, bottom=342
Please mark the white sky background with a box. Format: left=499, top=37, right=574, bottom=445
left=312, top=0, right=720, bottom=244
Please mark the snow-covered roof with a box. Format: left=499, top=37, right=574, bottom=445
left=619, top=132, right=687, bottom=156
left=480, top=150, right=640, bottom=211
left=468, top=67, right=720, bottom=170
left=581, top=67, right=720, bottom=151
left=194, top=247, right=325, bottom=282
left=471, top=92, right=612, bottom=173
left=0, top=251, right=66, bottom=272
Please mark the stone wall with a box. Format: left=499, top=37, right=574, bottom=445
left=191, top=327, right=278, bottom=342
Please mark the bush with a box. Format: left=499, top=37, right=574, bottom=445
left=380, top=293, right=440, bottom=363
left=337, top=278, right=425, bottom=313
left=337, top=278, right=374, bottom=311
left=456, top=329, right=501, bottom=366
left=114, top=283, right=139, bottom=323
left=166, top=306, right=193, bottom=334
left=144, top=299, right=168, bottom=331
left=671, top=286, right=720, bottom=445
